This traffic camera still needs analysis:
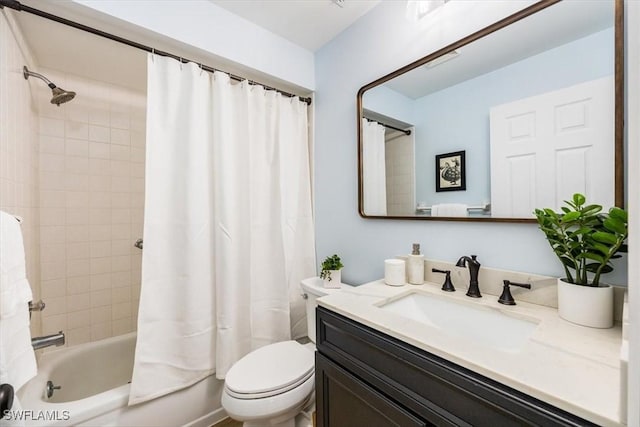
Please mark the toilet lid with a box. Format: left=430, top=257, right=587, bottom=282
left=225, top=341, right=314, bottom=398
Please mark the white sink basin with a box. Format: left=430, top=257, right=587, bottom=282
left=379, top=291, right=539, bottom=352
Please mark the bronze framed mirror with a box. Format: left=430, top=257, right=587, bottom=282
left=357, top=0, right=623, bottom=222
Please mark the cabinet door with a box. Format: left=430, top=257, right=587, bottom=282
left=316, top=353, right=429, bottom=427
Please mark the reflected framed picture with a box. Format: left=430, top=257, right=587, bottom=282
left=435, top=150, right=466, bottom=192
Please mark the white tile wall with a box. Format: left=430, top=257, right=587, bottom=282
left=2, top=10, right=145, bottom=348
left=0, top=12, right=41, bottom=336
left=385, top=133, right=415, bottom=215
left=37, top=68, right=145, bottom=346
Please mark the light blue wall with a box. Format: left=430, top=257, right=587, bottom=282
left=363, top=85, right=415, bottom=124
left=414, top=28, right=614, bottom=206
left=314, top=1, right=626, bottom=286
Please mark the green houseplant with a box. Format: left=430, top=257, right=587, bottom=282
left=320, top=254, right=344, bottom=288
left=534, top=193, right=628, bottom=328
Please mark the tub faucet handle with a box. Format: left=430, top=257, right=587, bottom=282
left=28, top=300, right=46, bottom=320
left=29, top=300, right=46, bottom=312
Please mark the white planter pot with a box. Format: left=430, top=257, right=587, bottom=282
left=322, top=270, right=341, bottom=289
left=557, top=279, right=614, bottom=328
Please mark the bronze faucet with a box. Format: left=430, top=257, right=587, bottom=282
left=456, top=255, right=481, bottom=298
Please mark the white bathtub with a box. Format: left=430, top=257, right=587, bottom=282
left=18, top=333, right=226, bottom=427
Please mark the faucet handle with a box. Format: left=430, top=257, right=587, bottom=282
left=498, top=280, right=531, bottom=305
left=432, top=268, right=455, bottom=292
left=28, top=300, right=46, bottom=312
left=28, top=300, right=46, bottom=320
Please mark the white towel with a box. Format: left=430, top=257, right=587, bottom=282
left=0, top=211, right=37, bottom=396
left=0, top=211, right=33, bottom=318
left=431, top=203, right=469, bottom=217
left=0, top=309, right=36, bottom=390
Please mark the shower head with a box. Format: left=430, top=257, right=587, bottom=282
left=51, top=86, right=76, bottom=106
left=23, top=66, right=76, bottom=106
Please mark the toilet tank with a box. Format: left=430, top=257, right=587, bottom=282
left=300, top=277, right=342, bottom=343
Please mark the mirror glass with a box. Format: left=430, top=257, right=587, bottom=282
left=358, top=0, right=621, bottom=221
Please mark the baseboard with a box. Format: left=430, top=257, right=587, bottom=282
left=183, top=407, right=228, bottom=427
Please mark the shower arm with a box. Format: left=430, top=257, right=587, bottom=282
left=23, top=66, right=56, bottom=89
left=22, top=65, right=76, bottom=106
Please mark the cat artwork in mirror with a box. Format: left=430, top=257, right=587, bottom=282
left=357, top=0, right=623, bottom=222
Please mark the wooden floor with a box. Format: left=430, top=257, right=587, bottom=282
left=211, top=417, right=242, bottom=427
left=212, top=411, right=315, bottom=426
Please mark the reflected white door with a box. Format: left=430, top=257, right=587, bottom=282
left=490, top=76, right=614, bottom=217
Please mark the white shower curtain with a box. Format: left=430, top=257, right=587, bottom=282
left=129, top=55, right=316, bottom=405
left=362, top=119, right=387, bottom=215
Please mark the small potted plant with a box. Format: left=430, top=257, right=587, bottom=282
left=320, top=254, right=344, bottom=289
left=534, top=193, right=628, bottom=328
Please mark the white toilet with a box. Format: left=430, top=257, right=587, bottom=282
left=221, top=277, right=341, bottom=427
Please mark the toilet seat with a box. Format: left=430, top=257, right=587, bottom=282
left=221, top=372, right=315, bottom=422
left=224, top=340, right=314, bottom=400
left=225, top=369, right=314, bottom=399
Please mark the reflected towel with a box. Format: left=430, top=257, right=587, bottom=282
left=431, top=203, right=468, bottom=217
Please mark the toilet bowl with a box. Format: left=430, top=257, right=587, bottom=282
left=221, top=277, right=341, bottom=427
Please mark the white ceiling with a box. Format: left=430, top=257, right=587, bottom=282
left=14, top=11, right=148, bottom=91
left=208, top=0, right=380, bottom=51
left=14, top=0, right=612, bottom=102
left=12, top=0, right=380, bottom=92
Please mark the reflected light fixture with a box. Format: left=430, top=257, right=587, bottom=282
left=423, top=49, right=460, bottom=68
left=406, top=0, right=449, bottom=21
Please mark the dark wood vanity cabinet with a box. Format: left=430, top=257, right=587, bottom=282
left=315, top=307, right=598, bottom=427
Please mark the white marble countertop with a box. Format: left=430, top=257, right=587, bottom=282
left=317, top=279, right=623, bottom=426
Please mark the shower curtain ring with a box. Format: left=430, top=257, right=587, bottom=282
left=151, top=48, right=155, bottom=63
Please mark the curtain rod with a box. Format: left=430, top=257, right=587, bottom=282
left=365, top=118, right=411, bottom=136
left=0, top=0, right=312, bottom=105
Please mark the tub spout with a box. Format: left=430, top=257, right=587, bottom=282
left=31, top=331, right=65, bottom=350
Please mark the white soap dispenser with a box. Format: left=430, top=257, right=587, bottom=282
left=407, top=243, right=424, bottom=285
